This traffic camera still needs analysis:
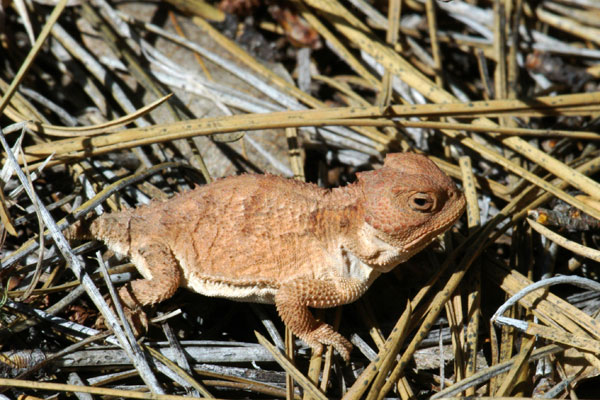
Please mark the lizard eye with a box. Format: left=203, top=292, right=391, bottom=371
left=409, top=193, right=435, bottom=212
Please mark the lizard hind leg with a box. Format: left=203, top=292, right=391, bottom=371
left=124, top=242, right=182, bottom=307
left=100, top=243, right=182, bottom=334
left=274, top=277, right=368, bottom=362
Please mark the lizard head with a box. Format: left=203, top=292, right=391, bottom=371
left=356, top=153, right=466, bottom=261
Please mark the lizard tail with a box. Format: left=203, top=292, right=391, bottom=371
left=65, top=213, right=132, bottom=255
left=63, top=215, right=98, bottom=240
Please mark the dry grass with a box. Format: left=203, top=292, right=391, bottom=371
left=1, top=0, right=600, bottom=398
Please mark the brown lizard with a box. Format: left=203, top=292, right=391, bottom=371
left=69, top=152, right=466, bottom=361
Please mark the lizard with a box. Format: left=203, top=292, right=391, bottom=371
left=68, top=152, right=466, bottom=361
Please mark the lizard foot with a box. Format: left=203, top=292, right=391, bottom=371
left=94, top=286, right=149, bottom=337
left=307, top=322, right=353, bottom=362
left=276, top=277, right=366, bottom=362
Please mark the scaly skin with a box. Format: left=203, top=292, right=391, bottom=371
left=71, top=153, right=466, bottom=361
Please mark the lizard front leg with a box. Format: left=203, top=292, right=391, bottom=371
left=275, top=277, right=368, bottom=361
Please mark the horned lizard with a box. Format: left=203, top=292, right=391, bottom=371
left=70, top=153, right=466, bottom=360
